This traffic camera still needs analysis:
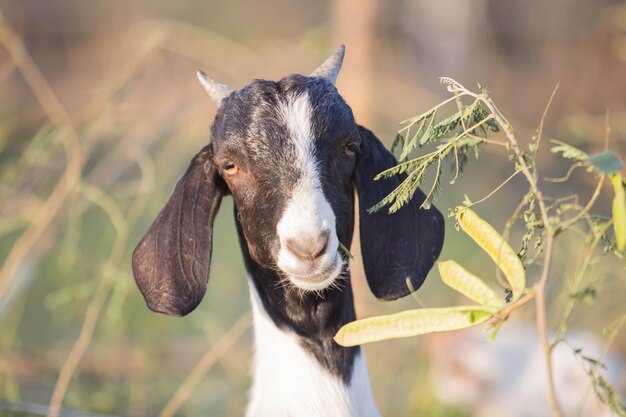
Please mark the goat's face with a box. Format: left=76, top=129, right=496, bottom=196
left=132, top=45, right=445, bottom=317
left=211, top=76, right=358, bottom=291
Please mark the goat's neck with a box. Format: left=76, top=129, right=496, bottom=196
left=241, top=251, right=380, bottom=417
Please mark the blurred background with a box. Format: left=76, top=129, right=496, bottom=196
left=1, top=0, right=625, bottom=416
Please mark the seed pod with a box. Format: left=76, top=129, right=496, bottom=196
left=438, top=260, right=503, bottom=307
left=456, top=207, right=526, bottom=301
left=611, top=174, right=625, bottom=252
left=334, top=306, right=495, bottom=347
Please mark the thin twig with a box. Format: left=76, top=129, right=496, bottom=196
left=0, top=16, right=85, bottom=300
left=545, top=162, right=586, bottom=183
left=574, top=313, right=626, bottom=417
left=533, top=237, right=562, bottom=417
left=46, top=150, right=153, bottom=414
left=553, top=221, right=612, bottom=346
left=603, top=110, right=610, bottom=151
left=399, top=94, right=461, bottom=125
left=47, top=184, right=128, bottom=416
left=468, top=168, right=522, bottom=207
left=46, top=277, right=114, bottom=417
left=490, top=289, right=536, bottom=325
left=158, top=312, right=252, bottom=417
left=557, top=175, right=606, bottom=235
left=532, top=84, right=559, bottom=177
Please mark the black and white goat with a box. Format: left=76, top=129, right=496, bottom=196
left=132, top=45, right=444, bottom=417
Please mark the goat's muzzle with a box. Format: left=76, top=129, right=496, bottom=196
left=284, top=229, right=330, bottom=261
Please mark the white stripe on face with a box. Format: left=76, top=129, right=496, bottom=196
left=276, top=93, right=341, bottom=290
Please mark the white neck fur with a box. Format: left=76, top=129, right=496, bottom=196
left=246, top=283, right=381, bottom=417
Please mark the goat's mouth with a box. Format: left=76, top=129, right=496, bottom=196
left=280, top=252, right=344, bottom=292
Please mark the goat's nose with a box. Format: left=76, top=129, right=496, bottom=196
left=284, top=230, right=330, bottom=261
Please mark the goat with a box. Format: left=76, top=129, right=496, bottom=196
left=131, top=45, right=445, bottom=417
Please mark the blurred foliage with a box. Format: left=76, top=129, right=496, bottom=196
left=0, top=0, right=625, bottom=416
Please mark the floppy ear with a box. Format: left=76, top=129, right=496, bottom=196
left=354, top=126, right=445, bottom=301
left=132, top=145, right=226, bottom=316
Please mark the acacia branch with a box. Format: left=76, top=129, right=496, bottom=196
left=557, top=176, right=606, bottom=235
left=490, top=289, right=536, bottom=325
left=469, top=88, right=565, bottom=417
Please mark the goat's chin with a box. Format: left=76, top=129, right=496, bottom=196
left=281, top=253, right=344, bottom=292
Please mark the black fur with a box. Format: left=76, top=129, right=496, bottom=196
left=355, top=126, right=445, bottom=300
left=132, top=145, right=227, bottom=316
left=132, top=72, right=444, bottom=382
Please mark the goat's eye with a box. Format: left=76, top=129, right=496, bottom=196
left=222, top=161, right=239, bottom=176
left=344, top=141, right=359, bottom=156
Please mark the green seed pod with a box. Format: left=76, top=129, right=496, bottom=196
left=334, top=306, right=495, bottom=347
left=438, top=260, right=503, bottom=307
left=611, top=174, right=625, bottom=252
left=456, top=207, right=526, bottom=301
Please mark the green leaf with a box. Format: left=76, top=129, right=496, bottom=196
left=338, top=241, right=355, bottom=259
left=550, top=140, right=589, bottom=162
left=334, top=306, right=494, bottom=347
left=438, top=260, right=503, bottom=307
left=589, top=151, right=625, bottom=174
left=569, top=286, right=597, bottom=306
left=372, top=91, right=496, bottom=213
left=399, top=110, right=436, bottom=161
left=439, top=77, right=461, bottom=88
left=373, top=154, right=430, bottom=180
left=391, top=133, right=404, bottom=154
left=456, top=207, right=526, bottom=301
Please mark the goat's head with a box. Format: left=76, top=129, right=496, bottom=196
left=132, top=45, right=444, bottom=316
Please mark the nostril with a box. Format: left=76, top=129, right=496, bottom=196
left=285, top=230, right=330, bottom=261
left=312, top=229, right=330, bottom=258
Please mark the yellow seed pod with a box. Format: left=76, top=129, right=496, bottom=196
left=438, top=260, right=503, bottom=307
left=456, top=207, right=526, bottom=301
left=611, top=174, right=625, bottom=252
left=334, top=306, right=495, bottom=347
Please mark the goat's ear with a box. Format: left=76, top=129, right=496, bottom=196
left=354, top=126, right=445, bottom=301
left=132, top=145, right=226, bottom=316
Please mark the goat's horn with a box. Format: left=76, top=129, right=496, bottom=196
left=196, top=70, right=235, bottom=106
left=310, top=44, right=345, bottom=85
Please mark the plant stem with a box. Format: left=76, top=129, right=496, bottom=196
left=473, top=90, right=566, bottom=417
left=490, top=289, right=536, bottom=324
left=534, top=232, right=563, bottom=417
left=557, top=176, right=605, bottom=235
left=399, top=94, right=461, bottom=125
left=532, top=84, right=560, bottom=178
left=469, top=169, right=522, bottom=207
left=553, top=221, right=612, bottom=345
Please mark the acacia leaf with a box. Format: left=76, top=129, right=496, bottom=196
left=438, top=260, right=503, bottom=307
left=334, top=306, right=494, bottom=347
left=550, top=140, right=589, bottom=162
